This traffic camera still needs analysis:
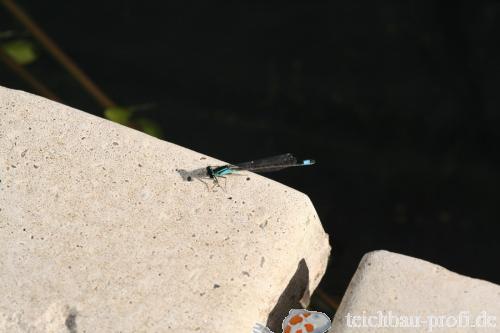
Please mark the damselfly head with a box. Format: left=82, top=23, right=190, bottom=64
left=206, top=166, right=215, bottom=178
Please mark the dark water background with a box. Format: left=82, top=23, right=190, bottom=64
left=1, top=1, right=499, bottom=304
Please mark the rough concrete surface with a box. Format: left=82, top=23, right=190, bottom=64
left=0, top=86, right=331, bottom=332
left=330, top=250, right=500, bottom=332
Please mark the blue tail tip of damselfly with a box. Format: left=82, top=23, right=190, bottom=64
left=302, top=159, right=316, bottom=166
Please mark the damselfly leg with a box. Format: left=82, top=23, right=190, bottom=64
left=211, top=175, right=227, bottom=192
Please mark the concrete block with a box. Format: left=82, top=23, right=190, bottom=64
left=0, top=86, right=331, bottom=332
left=330, top=250, right=500, bottom=332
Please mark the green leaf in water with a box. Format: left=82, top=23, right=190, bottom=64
left=2, top=39, right=37, bottom=65
left=137, top=118, right=163, bottom=138
left=104, top=106, right=132, bottom=125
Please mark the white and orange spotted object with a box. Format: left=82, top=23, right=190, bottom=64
left=253, top=309, right=331, bottom=333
